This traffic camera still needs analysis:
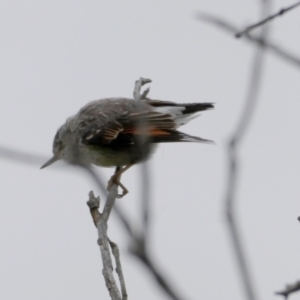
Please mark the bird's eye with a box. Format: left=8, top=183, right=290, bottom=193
left=53, top=139, right=64, bottom=153
left=58, top=141, right=64, bottom=150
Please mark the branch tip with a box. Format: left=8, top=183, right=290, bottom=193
left=87, top=190, right=100, bottom=209
left=133, top=77, right=152, bottom=100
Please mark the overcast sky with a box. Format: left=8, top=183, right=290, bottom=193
left=1, top=1, right=300, bottom=299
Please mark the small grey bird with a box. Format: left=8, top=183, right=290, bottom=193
left=41, top=98, right=213, bottom=197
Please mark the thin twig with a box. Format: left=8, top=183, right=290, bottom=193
left=84, top=166, right=138, bottom=300
left=87, top=191, right=122, bottom=300
left=236, top=1, right=300, bottom=37
left=275, top=280, right=300, bottom=299
left=196, top=13, right=300, bottom=69
left=0, top=145, right=47, bottom=166
left=84, top=166, right=136, bottom=239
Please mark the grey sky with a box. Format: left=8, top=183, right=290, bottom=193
left=1, top=1, right=300, bottom=299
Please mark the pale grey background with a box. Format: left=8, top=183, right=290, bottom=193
left=1, top=1, right=300, bottom=299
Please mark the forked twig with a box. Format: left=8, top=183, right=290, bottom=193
left=275, top=280, right=300, bottom=299
left=87, top=190, right=123, bottom=300
left=196, top=13, right=300, bottom=68
left=133, top=77, right=152, bottom=100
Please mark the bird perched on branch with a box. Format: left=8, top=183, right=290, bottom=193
left=41, top=96, right=213, bottom=197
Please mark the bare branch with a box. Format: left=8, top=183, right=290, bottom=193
left=196, top=13, right=300, bottom=69
left=236, top=1, right=300, bottom=38
left=275, top=280, right=300, bottom=299
left=87, top=191, right=122, bottom=300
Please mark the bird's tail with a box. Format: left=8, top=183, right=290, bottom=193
left=150, top=130, right=214, bottom=144
left=149, top=101, right=214, bottom=127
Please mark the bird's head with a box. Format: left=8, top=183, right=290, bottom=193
left=40, top=121, right=77, bottom=169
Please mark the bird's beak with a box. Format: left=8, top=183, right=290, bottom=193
left=40, top=155, right=59, bottom=169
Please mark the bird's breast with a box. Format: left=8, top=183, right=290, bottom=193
left=82, top=143, right=157, bottom=167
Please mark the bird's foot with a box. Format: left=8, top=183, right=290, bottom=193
left=107, top=175, right=129, bottom=198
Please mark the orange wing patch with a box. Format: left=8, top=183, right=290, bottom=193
left=123, top=126, right=171, bottom=136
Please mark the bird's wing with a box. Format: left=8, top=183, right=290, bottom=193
left=80, top=99, right=214, bottom=146
left=81, top=110, right=177, bottom=146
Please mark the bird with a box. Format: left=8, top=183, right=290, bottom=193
left=41, top=97, right=214, bottom=197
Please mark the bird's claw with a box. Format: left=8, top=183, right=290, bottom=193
left=107, top=175, right=129, bottom=198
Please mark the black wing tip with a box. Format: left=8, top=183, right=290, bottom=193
left=148, top=100, right=214, bottom=108
left=182, top=102, right=214, bottom=114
